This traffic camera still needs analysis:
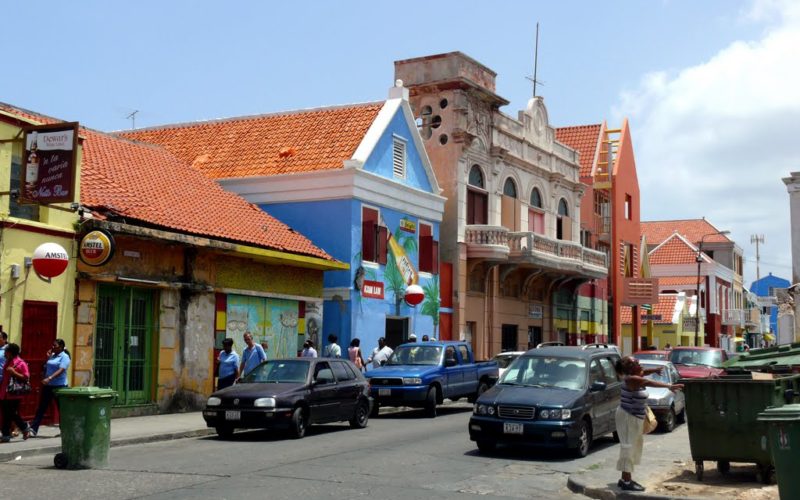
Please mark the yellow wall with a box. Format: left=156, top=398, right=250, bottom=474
left=622, top=318, right=700, bottom=349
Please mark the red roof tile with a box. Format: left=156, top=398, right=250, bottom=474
left=658, top=277, right=698, bottom=286
left=118, top=103, right=384, bottom=179
left=555, top=124, right=602, bottom=178
left=621, top=295, right=680, bottom=325
left=641, top=219, right=731, bottom=246
left=649, top=235, right=699, bottom=266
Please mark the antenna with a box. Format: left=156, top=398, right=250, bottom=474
left=751, top=234, right=765, bottom=284
left=126, top=110, right=139, bottom=130
left=525, top=23, right=544, bottom=98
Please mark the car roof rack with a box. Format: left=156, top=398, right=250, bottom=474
left=582, top=343, right=610, bottom=350
left=536, top=341, right=565, bottom=348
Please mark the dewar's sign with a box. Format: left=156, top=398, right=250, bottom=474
left=21, top=122, right=79, bottom=205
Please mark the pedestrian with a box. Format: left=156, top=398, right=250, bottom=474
left=614, top=356, right=683, bottom=492
left=348, top=338, right=366, bottom=371
left=0, top=343, right=32, bottom=442
left=216, top=338, right=239, bottom=390
left=367, top=337, right=393, bottom=369
left=301, top=340, right=318, bottom=358
left=29, top=338, right=70, bottom=437
left=408, top=333, right=417, bottom=343
left=239, top=332, right=267, bottom=379
left=324, top=334, right=342, bottom=358
left=421, top=335, right=429, bottom=342
left=260, top=340, right=270, bottom=359
left=664, top=343, right=672, bottom=350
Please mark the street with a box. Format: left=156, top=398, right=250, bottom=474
left=0, top=403, right=618, bottom=499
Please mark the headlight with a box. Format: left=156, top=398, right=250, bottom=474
left=254, top=397, right=276, bottom=408
left=539, top=408, right=571, bottom=420
left=476, top=404, right=488, bottom=415
left=487, top=406, right=495, bottom=415
left=403, top=377, right=422, bottom=385
left=649, top=397, right=670, bottom=406
left=207, top=397, right=221, bottom=407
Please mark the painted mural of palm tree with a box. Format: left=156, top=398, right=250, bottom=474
left=420, top=276, right=440, bottom=337
left=385, top=227, right=418, bottom=315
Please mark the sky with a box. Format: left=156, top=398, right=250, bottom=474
left=2, top=0, right=797, bottom=287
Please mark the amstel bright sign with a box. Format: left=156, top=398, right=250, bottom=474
left=79, top=230, right=115, bottom=266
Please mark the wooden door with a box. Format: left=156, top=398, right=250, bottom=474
left=19, top=301, right=58, bottom=422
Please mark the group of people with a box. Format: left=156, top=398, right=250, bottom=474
left=0, top=332, right=72, bottom=443
left=216, top=332, right=269, bottom=390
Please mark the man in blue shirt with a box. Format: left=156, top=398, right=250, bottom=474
left=216, top=338, right=239, bottom=390
left=0, top=331, right=7, bottom=384
left=239, top=332, right=266, bottom=378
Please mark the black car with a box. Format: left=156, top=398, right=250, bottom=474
left=202, top=358, right=372, bottom=439
left=469, top=346, right=621, bottom=457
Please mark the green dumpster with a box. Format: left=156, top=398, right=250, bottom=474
left=724, top=342, right=800, bottom=373
left=682, top=373, right=800, bottom=482
left=758, top=404, right=800, bottom=500
left=54, top=387, right=116, bottom=469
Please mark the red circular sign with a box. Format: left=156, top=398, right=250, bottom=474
left=32, top=242, right=69, bottom=278
left=404, top=284, right=424, bottom=306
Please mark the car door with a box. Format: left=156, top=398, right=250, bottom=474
left=599, top=356, right=622, bottom=434
left=587, top=359, right=610, bottom=435
left=308, top=362, right=340, bottom=423
left=443, top=346, right=462, bottom=399
left=669, top=364, right=685, bottom=414
left=331, top=361, right=359, bottom=420
left=458, top=344, right=476, bottom=396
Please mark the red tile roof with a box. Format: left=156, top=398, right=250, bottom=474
left=118, top=103, right=384, bottom=179
left=658, top=277, right=698, bottom=286
left=649, top=235, right=699, bottom=266
left=555, top=124, right=602, bottom=178
left=641, top=219, right=731, bottom=245
left=621, top=295, right=680, bottom=325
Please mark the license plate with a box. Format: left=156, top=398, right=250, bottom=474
left=378, top=389, right=391, bottom=397
left=225, top=410, right=241, bottom=421
left=504, top=422, right=524, bottom=434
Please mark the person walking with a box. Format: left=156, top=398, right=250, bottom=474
left=239, top=332, right=266, bottom=379
left=614, top=356, right=683, bottom=492
left=216, top=338, right=239, bottom=390
left=367, top=337, right=393, bottom=369
left=0, top=343, right=32, bottom=442
left=301, top=340, right=318, bottom=358
left=348, top=338, right=366, bottom=372
left=324, top=334, right=341, bottom=358
left=29, top=338, right=70, bottom=437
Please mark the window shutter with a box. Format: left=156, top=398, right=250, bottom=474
left=432, top=240, right=439, bottom=275
left=420, top=235, right=433, bottom=273
left=377, top=226, right=388, bottom=265
left=392, top=139, right=406, bottom=178
left=362, top=221, right=375, bottom=262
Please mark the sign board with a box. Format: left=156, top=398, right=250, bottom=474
left=79, top=230, right=115, bottom=266
left=361, top=280, right=385, bottom=299
left=528, top=304, right=543, bottom=319
left=642, top=314, right=663, bottom=321
left=399, top=218, right=416, bottom=233
left=622, top=277, right=659, bottom=306
left=21, top=122, right=79, bottom=205
left=683, top=317, right=698, bottom=331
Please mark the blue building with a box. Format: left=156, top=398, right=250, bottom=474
left=750, top=272, right=790, bottom=334
left=127, top=82, right=446, bottom=354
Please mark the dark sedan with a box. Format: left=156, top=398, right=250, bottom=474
left=202, top=358, right=372, bottom=439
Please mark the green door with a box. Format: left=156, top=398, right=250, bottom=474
left=95, top=285, right=156, bottom=405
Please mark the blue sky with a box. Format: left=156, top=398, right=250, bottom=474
left=3, top=0, right=797, bottom=285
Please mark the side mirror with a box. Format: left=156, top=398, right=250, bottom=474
left=590, top=381, right=607, bottom=392
left=445, top=358, right=457, bottom=367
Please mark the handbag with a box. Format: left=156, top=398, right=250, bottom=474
left=643, top=405, right=658, bottom=434
left=8, top=375, right=31, bottom=395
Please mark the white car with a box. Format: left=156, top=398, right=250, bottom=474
left=492, top=351, right=525, bottom=378
left=641, top=360, right=686, bottom=432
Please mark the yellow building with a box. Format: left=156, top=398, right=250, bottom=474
left=622, top=292, right=699, bottom=348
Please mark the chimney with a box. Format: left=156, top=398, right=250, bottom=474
left=388, top=79, right=409, bottom=101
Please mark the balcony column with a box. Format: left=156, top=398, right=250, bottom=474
left=632, top=305, right=641, bottom=352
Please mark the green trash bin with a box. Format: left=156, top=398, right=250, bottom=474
left=54, top=387, right=116, bottom=469
left=758, top=404, right=800, bottom=500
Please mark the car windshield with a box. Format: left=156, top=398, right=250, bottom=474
left=642, top=364, right=670, bottom=384
left=241, top=360, right=309, bottom=384
left=669, top=349, right=723, bottom=368
left=493, top=354, right=519, bottom=369
left=634, top=352, right=666, bottom=361
left=386, top=345, right=443, bottom=366
left=500, top=356, right=587, bottom=390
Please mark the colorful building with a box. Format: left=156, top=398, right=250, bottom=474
left=622, top=293, right=695, bottom=348
left=121, top=83, right=445, bottom=353
left=750, top=272, right=789, bottom=337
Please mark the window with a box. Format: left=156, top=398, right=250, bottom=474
left=528, top=187, right=544, bottom=234
left=9, top=148, right=39, bottom=221
left=503, top=178, right=517, bottom=198
left=362, top=206, right=387, bottom=264
left=419, top=222, right=439, bottom=274
left=624, top=194, right=632, bottom=220
left=331, top=361, right=355, bottom=381
left=458, top=345, right=470, bottom=363
left=501, top=324, right=518, bottom=352
left=392, top=138, right=406, bottom=178
left=599, top=357, right=619, bottom=384
left=314, top=362, right=335, bottom=384
left=530, top=188, right=542, bottom=208
left=589, top=360, right=605, bottom=384
left=556, top=198, right=570, bottom=240
left=501, top=179, right=520, bottom=230
left=467, top=165, right=488, bottom=225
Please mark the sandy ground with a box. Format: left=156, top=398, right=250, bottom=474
left=651, top=460, right=778, bottom=500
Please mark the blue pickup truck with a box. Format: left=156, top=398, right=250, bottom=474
left=366, top=341, right=498, bottom=417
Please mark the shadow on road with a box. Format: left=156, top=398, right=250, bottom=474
left=462, top=435, right=618, bottom=463
left=199, top=423, right=360, bottom=442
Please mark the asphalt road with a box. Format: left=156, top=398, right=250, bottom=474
left=0, top=402, right=618, bottom=499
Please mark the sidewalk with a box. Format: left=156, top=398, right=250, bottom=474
left=0, top=412, right=213, bottom=463
left=567, top=424, right=778, bottom=500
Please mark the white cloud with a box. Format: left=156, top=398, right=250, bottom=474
left=613, top=0, right=800, bottom=285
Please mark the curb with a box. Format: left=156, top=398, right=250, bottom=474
left=567, top=474, right=707, bottom=500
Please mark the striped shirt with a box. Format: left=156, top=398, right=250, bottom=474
left=620, top=384, right=649, bottom=419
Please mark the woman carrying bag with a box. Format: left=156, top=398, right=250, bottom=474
left=0, top=343, right=32, bottom=442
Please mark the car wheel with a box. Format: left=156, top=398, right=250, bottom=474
left=54, top=452, right=68, bottom=469
left=215, top=426, right=234, bottom=440
left=663, top=407, right=677, bottom=433
left=289, top=407, right=307, bottom=439
left=677, top=407, right=686, bottom=424
left=476, top=440, right=496, bottom=454
left=350, top=399, right=369, bottom=429
left=468, top=381, right=489, bottom=403
left=424, top=387, right=438, bottom=418
left=572, top=420, right=592, bottom=458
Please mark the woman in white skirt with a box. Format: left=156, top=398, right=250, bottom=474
left=614, top=356, right=683, bottom=492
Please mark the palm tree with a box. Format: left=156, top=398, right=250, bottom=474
left=420, top=276, right=440, bottom=337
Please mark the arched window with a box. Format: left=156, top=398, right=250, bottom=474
left=558, top=198, right=569, bottom=216
left=468, top=165, right=484, bottom=189
left=528, top=188, right=544, bottom=234
left=556, top=198, right=571, bottom=240
left=503, top=178, right=517, bottom=198
left=530, top=188, right=542, bottom=208
left=467, top=165, right=488, bottom=225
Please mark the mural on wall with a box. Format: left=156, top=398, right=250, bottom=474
left=304, top=300, right=322, bottom=348
left=226, top=295, right=301, bottom=358
left=420, top=276, right=440, bottom=338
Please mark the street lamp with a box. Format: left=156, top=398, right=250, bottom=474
left=695, top=230, right=731, bottom=346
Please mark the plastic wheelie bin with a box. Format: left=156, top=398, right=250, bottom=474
left=54, top=387, right=116, bottom=469
left=758, top=403, right=800, bottom=500
left=682, top=373, right=800, bottom=483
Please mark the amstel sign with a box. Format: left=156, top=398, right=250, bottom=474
left=79, top=230, right=115, bottom=266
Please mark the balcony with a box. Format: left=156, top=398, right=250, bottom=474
left=465, top=225, right=510, bottom=260
left=507, top=232, right=608, bottom=279
left=745, top=308, right=762, bottom=329
left=722, top=309, right=745, bottom=327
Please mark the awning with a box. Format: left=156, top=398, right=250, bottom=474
left=764, top=333, right=775, bottom=341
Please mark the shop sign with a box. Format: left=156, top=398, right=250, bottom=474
left=528, top=304, right=543, bottom=319
left=32, top=242, right=70, bottom=278
left=362, top=280, right=385, bottom=299
left=79, top=230, right=115, bottom=266
left=642, top=314, right=663, bottom=321
left=399, top=218, right=416, bottom=233
left=20, top=122, right=79, bottom=205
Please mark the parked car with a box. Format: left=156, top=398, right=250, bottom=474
left=469, top=346, right=622, bottom=457
left=366, top=341, right=498, bottom=418
left=202, top=358, right=371, bottom=439
left=669, top=346, right=729, bottom=378
left=493, top=351, right=525, bottom=378
left=632, top=350, right=670, bottom=361
left=640, top=360, right=685, bottom=432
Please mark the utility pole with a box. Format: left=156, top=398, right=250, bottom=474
left=751, top=234, right=765, bottom=285
left=525, top=23, right=544, bottom=98
left=126, top=110, right=139, bottom=130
